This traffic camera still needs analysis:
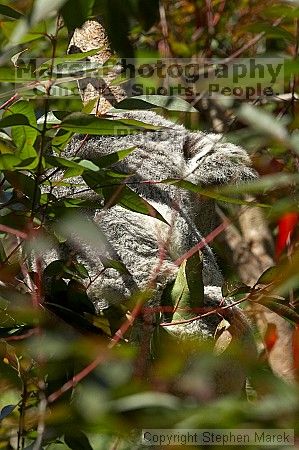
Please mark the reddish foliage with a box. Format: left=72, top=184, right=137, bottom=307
left=275, top=212, right=299, bottom=259
left=293, top=325, right=299, bottom=374
left=264, top=323, right=278, bottom=353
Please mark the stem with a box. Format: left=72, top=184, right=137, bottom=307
left=291, top=18, right=299, bottom=115
left=30, top=22, right=59, bottom=220
left=17, top=379, right=28, bottom=450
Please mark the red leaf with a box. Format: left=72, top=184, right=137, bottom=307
left=275, top=212, right=299, bottom=259
left=293, top=325, right=299, bottom=372
left=264, top=323, right=277, bottom=353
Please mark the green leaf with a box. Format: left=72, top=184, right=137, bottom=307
left=8, top=15, right=47, bottom=46
left=78, top=160, right=100, bottom=172
left=4, top=101, right=38, bottom=158
left=110, top=392, right=179, bottom=412
left=164, top=178, right=269, bottom=208
left=46, top=155, right=100, bottom=178
left=45, top=302, right=105, bottom=335
left=258, top=299, right=299, bottom=324
left=0, top=213, right=27, bottom=233
left=5, top=171, right=40, bottom=203
left=44, top=260, right=74, bottom=279
left=101, top=258, right=128, bottom=274
left=52, top=130, right=74, bottom=153
left=59, top=112, right=161, bottom=135
left=67, top=280, right=96, bottom=315
left=37, top=111, right=70, bottom=125
left=115, top=95, right=198, bottom=112
left=40, top=48, right=102, bottom=69
left=264, top=5, right=299, bottom=19
left=102, top=0, right=134, bottom=59
left=103, top=184, right=165, bottom=220
left=0, top=326, right=32, bottom=338
left=246, top=23, right=294, bottom=42
left=63, top=167, right=85, bottom=179
left=169, top=251, right=204, bottom=321
left=83, top=171, right=167, bottom=222
left=94, top=147, right=136, bottom=168
left=238, top=105, right=289, bottom=142
left=64, top=431, right=93, bottom=450
left=0, top=5, right=23, bottom=19
left=256, top=266, right=282, bottom=285
left=55, top=211, right=113, bottom=255
left=60, top=0, right=95, bottom=31
left=0, top=154, right=21, bottom=170
left=46, top=155, right=84, bottom=175
left=74, top=262, right=89, bottom=279
left=0, top=114, right=31, bottom=129
left=222, top=280, right=251, bottom=298
left=31, top=0, right=69, bottom=25
left=219, top=173, right=299, bottom=195
left=0, top=67, right=37, bottom=83
left=0, top=241, right=6, bottom=263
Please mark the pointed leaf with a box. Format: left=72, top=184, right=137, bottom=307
left=115, top=95, right=197, bottom=112
left=94, top=147, right=136, bottom=168
left=0, top=114, right=31, bottom=129
left=170, top=251, right=204, bottom=321
left=258, top=299, right=299, bottom=324
left=0, top=68, right=34, bottom=83
left=59, top=112, right=161, bottom=135
left=4, top=101, right=38, bottom=157
left=0, top=5, right=23, bottom=19
left=5, top=171, right=40, bottom=203
left=0, top=404, right=17, bottom=420
left=83, top=171, right=167, bottom=222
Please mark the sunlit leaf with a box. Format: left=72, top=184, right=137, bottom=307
left=40, top=48, right=102, bottom=69
left=59, top=112, right=162, bottom=135
left=0, top=154, right=21, bottom=170
left=3, top=100, right=38, bottom=159
left=31, top=0, right=69, bottom=25
left=238, top=105, right=289, bottom=142
left=83, top=171, right=167, bottom=221
left=110, top=392, right=180, bottom=411
left=164, top=178, right=269, bottom=207
left=94, top=147, right=136, bottom=168
left=168, top=251, right=204, bottom=322
left=115, top=95, right=197, bottom=112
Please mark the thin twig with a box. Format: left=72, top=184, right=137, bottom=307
left=0, top=225, right=27, bottom=240
left=0, top=93, right=19, bottom=110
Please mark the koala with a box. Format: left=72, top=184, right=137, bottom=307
left=51, top=108, right=254, bottom=336
left=42, top=20, right=257, bottom=395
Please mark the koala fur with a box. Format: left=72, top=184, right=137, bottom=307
left=43, top=20, right=257, bottom=386
left=48, top=107, right=255, bottom=343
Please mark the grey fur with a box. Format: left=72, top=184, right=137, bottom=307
left=47, top=108, right=256, bottom=343
left=38, top=19, right=260, bottom=397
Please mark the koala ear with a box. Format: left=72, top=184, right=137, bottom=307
left=184, top=131, right=257, bottom=186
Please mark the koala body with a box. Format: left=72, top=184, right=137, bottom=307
left=48, top=108, right=255, bottom=342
